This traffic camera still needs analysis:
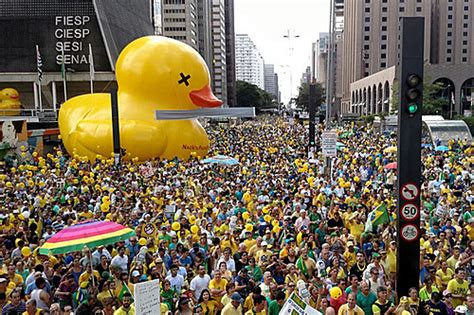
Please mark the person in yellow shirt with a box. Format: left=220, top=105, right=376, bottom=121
left=243, top=231, right=256, bottom=251
left=255, top=242, right=272, bottom=265
left=436, top=261, right=454, bottom=289
left=338, top=293, right=364, bottom=315
left=447, top=268, right=469, bottom=307
left=343, top=241, right=357, bottom=269
left=447, top=246, right=461, bottom=271
left=23, top=298, right=42, bottom=315
left=209, top=270, right=228, bottom=300
left=113, top=292, right=135, bottom=315
left=78, top=265, right=100, bottom=285
left=244, top=293, right=266, bottom=315
left=7, top=265, right=23, bottom=288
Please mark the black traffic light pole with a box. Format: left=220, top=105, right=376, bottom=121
left=111, top=89, right=121, bottom=165
left=396, top=17, right=424, bottom=297
left=308, top=83, right=317, bottom=149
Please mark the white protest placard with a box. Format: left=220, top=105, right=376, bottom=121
left=322, top=130, right=337, bottom=157
left=134, top=279, right=161, bottom=315
left=279, top=293, right=322, bottom=315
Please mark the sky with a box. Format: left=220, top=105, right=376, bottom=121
left=234, top=0, right=330, bottom=104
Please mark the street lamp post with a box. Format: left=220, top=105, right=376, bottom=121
left=283, top=29, right=300, bottom=106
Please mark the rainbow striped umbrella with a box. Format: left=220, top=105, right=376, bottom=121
left=39, top=221, right=136, bottom=255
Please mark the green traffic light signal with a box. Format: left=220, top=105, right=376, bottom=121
left=408, top=103, right=418, bottom=114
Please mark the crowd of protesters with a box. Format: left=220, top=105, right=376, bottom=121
left=0, top=116, right=472, bottom=315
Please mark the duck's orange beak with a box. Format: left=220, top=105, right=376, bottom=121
left=189, top=84, right=222, bottom=108
left=10, top=95, right=18, bottom=99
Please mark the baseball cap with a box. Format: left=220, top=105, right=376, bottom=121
left=261, top=241, right=268, bottom=246
left=0, top=278, right=7, bottom=283
left=455, top=305, right=467, bottom=314
left=132, top=270, right=140, bottom=277
left=372, top=252, right=381, bottom=258
left=442, top=290, right=452, bottom=297
left=231, top=292, right=243, bottom=302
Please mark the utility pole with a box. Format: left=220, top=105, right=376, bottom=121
left=396, top=17, right=424, bottom=297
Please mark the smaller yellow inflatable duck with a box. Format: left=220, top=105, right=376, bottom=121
left=59, top=36, right=222, bottom=161
left=0, top=88, right=21, bottom=116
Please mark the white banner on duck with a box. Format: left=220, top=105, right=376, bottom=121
left=155, top=107, right=255, bottom=120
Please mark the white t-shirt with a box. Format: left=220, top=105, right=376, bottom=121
left=190, top=274, right=211, bottom=300
left=166, top=274, right=184, bottom=293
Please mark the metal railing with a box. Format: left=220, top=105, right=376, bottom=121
left=0, top=108, right=58, bottom=119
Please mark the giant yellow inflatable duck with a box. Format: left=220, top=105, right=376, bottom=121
left=0, top=88, right=21, bottom=116
left=58, top=36, right=222, bottom=161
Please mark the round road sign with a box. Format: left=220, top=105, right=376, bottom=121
left=401, top=224, right=419, bottom=242
left=400, top=203, right=419, bottom=221
left=401, top=183, right=419, bottom=201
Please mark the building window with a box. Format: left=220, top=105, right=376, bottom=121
left=381, top=62, right=387, bottom=67
left=364, top=45, right=370, bottom=50
left=448, top=6, right=453, bottom=10
left=463, top=32, right=468, bottom=36
left=447, top=57, right=451, bottom=62
left=365, top=17, right=370, bottom=22
left=463, top=40, right=468, bottom=45
left=365, top=26, right=370, bottom=31
left=447, top=40, right=452, bottom=45
left=399, top=7, right=405, bottom=12
left=382, top=16, right=387, bottom=22
left=381, top=44, right=387, bottom=49
left=417, top=0, right=422, bottom=2
left=382, top=0, right=387, bottom=2
left=447, top=48, right=452, bottom=53
left=365, top=0, right=370, bottom=2
left=464, top=6, right=469, bottom=10
left=382, top=26, right=387, bottom=31
left=381, top=35, right=387, bottom=40
left=364, top=35, right=370, bottom=40
left=448, top=15, right=452, bottom=19
left=365, top=72, right=369, bottom=77
left=463, top=48, right=468, bottom=53
left=400, top=0, right=404, bottom=2
left=447, top=31, right=452, bottom=36
left=416, top=7, right=422, bottom=12
left=462, top=57, right=467, bottom=62
left=464, top=23, right=468, bottom=28
left=382, top=7, right=387, bottom=12
left=464, top=15, right=469, bottom=19
left=381, top=53, right=387, bottom=58
left=365, top=7, right=370, bottom=12
left=447, top=23, right=452, bottom=28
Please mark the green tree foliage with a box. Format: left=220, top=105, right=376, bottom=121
left=295, top=82, right=324, bottom=111
left=236, top=80, right=274, bottom=108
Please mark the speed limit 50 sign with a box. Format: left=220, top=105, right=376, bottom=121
left=400, top=203, right=419, bottom=221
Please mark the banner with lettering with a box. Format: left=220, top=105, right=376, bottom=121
left=279, top=293, right=321, bottom=315
left=134, top=279, right=161, bottom=315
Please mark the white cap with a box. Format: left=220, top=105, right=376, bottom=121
left=131, top=270, right=140, bottom=277
left=455, top=305, right=467, bottom=314
left=261, top=241, right=268, bottom=246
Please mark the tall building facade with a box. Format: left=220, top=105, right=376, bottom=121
left=339, top=0, right=474, bottom=116
left=160, top=0, right=235, bottom=106
left=224, top=0, right=237, bottom=107
left=161, top=0, right=199, bottom=50
left=316, top=32, right=329, bottom=88
left=209, top=0, right=227, bottom=103
left=264, top=64, right=279, bottom=101
left=235, top=34, right=265, bottom=89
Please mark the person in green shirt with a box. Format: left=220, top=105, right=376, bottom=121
left=356, top=281, right=377, bottom=315
left=268, top=291, right=286, bottom=315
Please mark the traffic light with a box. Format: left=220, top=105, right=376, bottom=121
left=404, top=73, right=422, bottom=116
